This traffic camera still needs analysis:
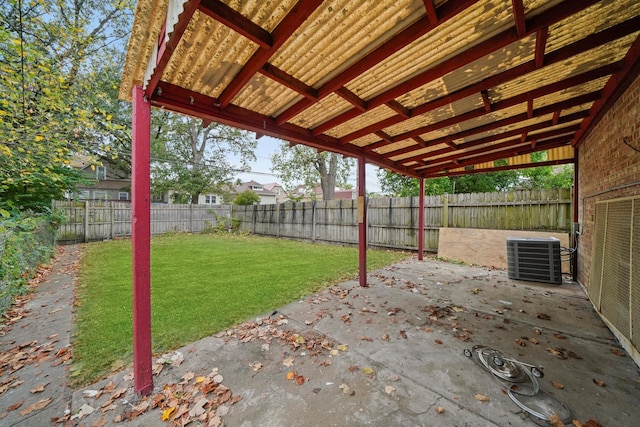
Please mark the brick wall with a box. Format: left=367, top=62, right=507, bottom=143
left=577, top=73, right=640, bottom=288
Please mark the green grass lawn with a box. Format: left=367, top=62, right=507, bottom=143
left=73, top=233, right=410, bottom=385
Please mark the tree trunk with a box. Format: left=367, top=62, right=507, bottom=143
left=318, top=153, right=337, bottom=200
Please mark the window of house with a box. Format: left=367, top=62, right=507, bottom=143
left=96, top=166, right=107, bottom=180
left=118, top=192, right=129, bottom=201
left=93, top=191, right=107, bottom=200
left=250, top=185, right=263, bottom=191
left=78, top=190, right=90, bottom=200
left=205, top=195, right=217, bottom=204
left=274, top=189, right=280, bottom=195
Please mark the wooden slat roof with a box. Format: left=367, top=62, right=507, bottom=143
left=120, top=0, right=640, bottom=178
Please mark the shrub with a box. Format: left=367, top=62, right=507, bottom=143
left=0, top=210, right=58, bottom=314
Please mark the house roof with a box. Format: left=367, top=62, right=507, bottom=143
left=120, top=0, right=640, bottom=178
left=234, top=180, right=276, bottom=196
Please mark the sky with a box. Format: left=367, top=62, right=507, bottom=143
left=232, top=135, right=383, bottom=193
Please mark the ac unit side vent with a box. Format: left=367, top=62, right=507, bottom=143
left=507, top=238, right=562, bottom=284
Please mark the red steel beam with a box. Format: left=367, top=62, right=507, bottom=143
left=276, top=0, right=480, bottom=125
left=131, top=85, right=153, bottom=396
left=151, top=81, right=417, bottom=177
left=395, top=108, right=588, bottom=165
left=357, top=156, right=367, bottom=287
left=573, top=33, right=640, bottom=147
left=423, top=0, right=438, bottom=25
left=336, top=15, right=634, bottom=145
left=145, top=0, right=201, bottom=98
left=535, top=27, right=548, bottom=68
left=259, top=63, right=318, bottom=100
left=372, top=62, right=615, bottom=148
left=317, top=0, right=613, bottom=142
left=411, top=127, right=579, bottom=170
left=423, top=158, right=573, bottom=178
left=199, top=0, right=272, bottom=49
left=417, top=135, right=572, bottom=175
left=337, top=87, right=368, bottom=112
left=511, top=0, right=526, bottom=37
left=218, top=0, right=324, bottom=108
left=418, top=178, right=425, bottom=261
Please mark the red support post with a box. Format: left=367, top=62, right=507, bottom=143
left=418, top=178, right=425, bottom=260
left=131, top=85, right=153, bottom=396
left=357, top=156, right=367, bottom=287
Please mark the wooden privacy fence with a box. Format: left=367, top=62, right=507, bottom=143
left=53, top=188, right=571, bottom=250
left=53, top=201, right=232, bottom=243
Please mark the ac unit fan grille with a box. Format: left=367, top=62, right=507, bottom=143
left=507, top=238, right=562, bottom=284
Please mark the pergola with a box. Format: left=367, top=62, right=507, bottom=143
left=120, top=0, right=640, bottom=394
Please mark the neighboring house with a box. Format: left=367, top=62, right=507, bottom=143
left=231, top=181, right=277, bottom=205
left=70, top=156, right=131, bottom=202
left=291, top=184, right=356, bottom=202
left=262, top=182, right=288, bottom=204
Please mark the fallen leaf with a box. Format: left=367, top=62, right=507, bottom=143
left=362, top=366, right=375, bottom=375
left=339, top=384, right=352, bottom=394
left=552, top=381, right=564, bottom=389
left=471, top=288, right=479, bottom=295
left=593, top=378, right=606, bottom=387
left=435, top=339, right=443, bottom=345
left=296, top=375, right=305, bottom=385
left=161, top=407, right=176, bottom=421
left=553, top=333, right=566, bottom=340
left=399, top=330, right=408, bottom=339
left=282, top=357, right=294, bottom=368
left=195, top=376, right=206, bottom=383
left=360, top=335, right=373, bottom=342
left=384, top=385, right=395, bottom=395
left=19, top=397, right=52, bottom=416
left=30, top=383, right=48, bottom=393
left=610, top=348, right=625, bottom=356
left=435, top=406, right=446, bottom=414
left=7, top=400, right=24, bottom=411
left=515, top=338, right=526, bottom=346
left=475, top=394, right=490, bottom=402
left=251, top=363, right=262, bottom=372
left=536, top=313, right=551, bottom=320
left=286, top=371, right=296, bottom=380
left=529, top=338, right=539, bottom=345
left=548, top=412, right=565, bottom=427
left=381, top=334, right=390, bottom=341
left=581, top=419, right=603, bottom=427
left=110, top=387, right=127, bottom=400
left=92, top=417, right=107, bottom=427
left=337, top=344, right=348, bottom=352
left=188, top=398, right=208, bottom=417
left=535, top=329, right=542, bottom=335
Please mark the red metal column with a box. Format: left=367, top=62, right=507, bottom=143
left=357, top=156, right=367, bottom=287
left=418, top=178, right=425, bottom=260
left=131, top=85, right=153, bottom=395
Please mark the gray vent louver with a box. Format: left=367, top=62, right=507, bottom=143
left=507, top=237, right=562, bottom=284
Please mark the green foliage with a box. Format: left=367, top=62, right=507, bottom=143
left=0, top=213, right=57, bottom=314
left=270, top=143, right=354, bottom=200
left=73, top=234, right=410, bottom=384
left=234, top=190, right=261, bottom=205
left=201, top=212, right=242, bottom=234
left=151, top=117, right=256, bottom=204
left=377, top=170, right=451, bottom=196
left=0, top=0, right=134, bottom=210
left=377, top=154, right=573, bottom=197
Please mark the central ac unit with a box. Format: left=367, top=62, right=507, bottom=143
left=507, top=237, right=562, bottom=284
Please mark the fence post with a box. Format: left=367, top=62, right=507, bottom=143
left=110, top=201, right=115, bottom=239
left=311, top=201, right=316, bottom=242
left=253, top=204, right=257, bottom=234
left=276, top=203, right=281, bottom=238
left=189, top=204, right=193, bottom=233
left=442, top=194, right=449, bottom=228
left=84, top=200, right=90, bottom=242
